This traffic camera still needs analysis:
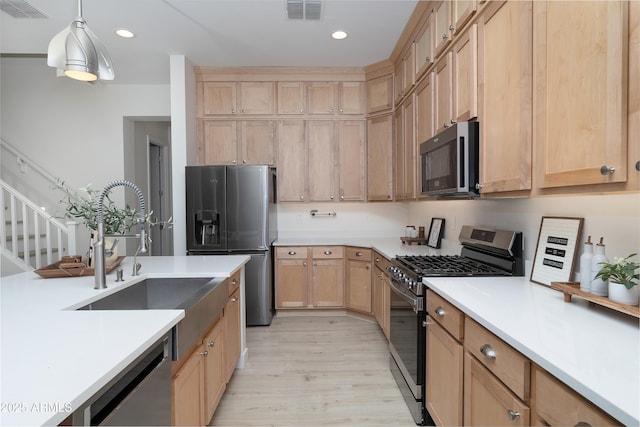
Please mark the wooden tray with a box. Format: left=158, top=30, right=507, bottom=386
left=550, top=281, right=640, bottom=319
left=34, top=256, right=125, bottom=279
left=400, top=237, right=427, bottom=245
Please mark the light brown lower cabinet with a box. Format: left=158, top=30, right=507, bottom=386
left=532, top=364, right=621, bottom=427
left=224, top=286, right=241, bottom=382
left=345, top=247, right=373, bottom=314
left=463, top=353, right=530, bottom=426
left=172, top=316, right=225, bottom=426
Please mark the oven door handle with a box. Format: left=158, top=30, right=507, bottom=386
left=388, top=277, right=423, bottom=312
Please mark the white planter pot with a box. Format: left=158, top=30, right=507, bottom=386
left=608, top=281, right=639, bottom=306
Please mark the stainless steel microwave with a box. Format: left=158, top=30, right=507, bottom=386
left=419, top=121, right=480, bottom=197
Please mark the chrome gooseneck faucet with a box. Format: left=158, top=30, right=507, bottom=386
left=94, top=180, right=147, bottom=289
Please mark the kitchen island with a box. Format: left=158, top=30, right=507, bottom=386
left=0, top=255, right=249, bottom=427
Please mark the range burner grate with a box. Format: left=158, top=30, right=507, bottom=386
left=395, top=255, right=509, bottom=277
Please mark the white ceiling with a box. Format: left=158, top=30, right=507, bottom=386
left=0, top=0, right=418, bottom=84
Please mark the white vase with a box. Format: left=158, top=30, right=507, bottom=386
left=608, top=281, right=639, bottom=306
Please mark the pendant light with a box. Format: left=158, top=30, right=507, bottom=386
left=47, top=0, right=114, bottom=82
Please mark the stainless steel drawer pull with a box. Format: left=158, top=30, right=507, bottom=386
left=435, top=307, right=445, bottom=317
left=480, top=344, right=497, bottom=360
left=600, top=165, right=616, bottom=175
left=200, top=350, right=208, bottom=357
left=324, top=250, right=332, bottom=255
left=506, top=410, right=520, bottom=421
left=355, top=251, right=363, bottom=257
left=288, top=251, right=296, bottom=255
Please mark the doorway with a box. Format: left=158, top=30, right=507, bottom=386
left=147, top=135, right=173, bottom=255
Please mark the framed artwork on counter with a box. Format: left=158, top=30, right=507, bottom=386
left=530, top=216, right=584, bottom=286
left=427, top=218, right=445, bottom=249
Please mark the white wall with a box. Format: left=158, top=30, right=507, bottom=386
left=408, top=193, right=640, bottom=269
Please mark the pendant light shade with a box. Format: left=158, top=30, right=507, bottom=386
left=47, top=0, right=114, bottom=81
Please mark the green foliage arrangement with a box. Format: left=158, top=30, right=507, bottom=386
left=595, top=253, right=640, bottom=290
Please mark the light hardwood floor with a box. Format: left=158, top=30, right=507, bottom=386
left=210, top=315, right=416, bottom=426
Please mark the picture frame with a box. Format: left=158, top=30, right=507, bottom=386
left=427, top=218, right=445, bottom=249
left=530, top=216, right=584, bottom=286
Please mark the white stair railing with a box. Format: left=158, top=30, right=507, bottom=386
left=1, top=179, right=78, bottom=270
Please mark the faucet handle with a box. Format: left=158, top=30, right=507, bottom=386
left=115, top=268, right=124, bottom=282
left=133, top=263, right=142, bottom=276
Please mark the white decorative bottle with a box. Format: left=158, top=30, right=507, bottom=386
left=579, top=236, right=593, bottom=292
left=590, top=237, right=608, bottom=296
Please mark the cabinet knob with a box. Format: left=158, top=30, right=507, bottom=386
left=329, top=108, right=334, bottom=113
left=442, top=33, right=448, bottom=40
left=232, top=160, right=237, bottom=164
left=241, top=108, right=245, bottom=113
left=443, top=122, right=450, bottom=128
left=425, top=56, right=431, bottom=62
left=313, top=261, right=318, bottom=267
left=600, top=165, right=616, bottom=175
left=200, top=350, right=209, bottom=357
left=303, top=261, right=307, bottom=267
left=330, top=195, right=334, bottom=199
left=340, top=195, right=344, bottom=200
left=339, top=108, right=344, bottom=113
left=449, top=24, right=456, bottom=32
left=450, top=119, right=456, bottom=124
left=231, top=108, right=236, bottom=114
left=232, top=279, right=238, bottom=285
left=324, top=250, right=332, bottom=255
left=300, top=195, right=304, bottom=200
left=242, top=160, right=247, bottom=164
left=356, top=252, right=363, bottom=257
left=230, top=296, right=238, bottom=302
left=299, top=108, right=304, bottom=113
left=366, top=265, right=370, bottom=270
left=480, top=344, right=497, bottom=360
left=506, top=410, right=520, bottom=421
left=288, top=250, right=297, bottom=255
left=208, top=341, right=215, bottom=347
left=475, top=183, right=483, bottom=191
left=435, top=307, right=445, bottom=317
left=375, top=257, right=380, bottom=262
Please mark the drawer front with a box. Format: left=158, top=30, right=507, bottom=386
left=373, top=251, right=391, bottom=272
left=228, top=270, right=241, bottom=296
left=311, top=246, right=344, bottom=259
left=426, top=290, right=464, bottom=341
left=464, top=317, right=530, bottom=401
left=276, top=246, right=308, bottom=259
left=533, top=365, right=621, bottom=426
left=345, top=247, right=372, bottom=261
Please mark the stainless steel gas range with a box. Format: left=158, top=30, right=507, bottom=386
left=387, top=225, right=524, bottom=425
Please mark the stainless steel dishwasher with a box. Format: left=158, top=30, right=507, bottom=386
left=71, top=334, right=171, bottom=426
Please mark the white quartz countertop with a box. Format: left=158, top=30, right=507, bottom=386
left=424, top=276, right=640, bottom=426
left=0, top=255, right=249, bottom=427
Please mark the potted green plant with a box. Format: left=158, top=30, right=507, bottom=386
left=594, top=253, right=640, bottom=306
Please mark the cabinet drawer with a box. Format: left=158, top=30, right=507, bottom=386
left=311, top=246, right=344, bottom=259
left=227, top=270, right=241, bottom=296
left=276, top=246, right=308, bottom=259
left=533, top=365, right=621, bottom=426
left=426, top=290, right=464, bottom=341
left=345, top=247, right=372, bottom=261
left=373, top=251, right=391, bottom=272
left=464, top=317, right=530, bottom=401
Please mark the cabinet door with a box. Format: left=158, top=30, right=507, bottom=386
left=464, top=353, right=530, bottom=426
left=275, top=258, right=308, bottom=308
left=415, top=11, right=435, bottom=79
left=346, top=259, right=372, bottom=313
left=434, top=52, right=453, bottom=133
left=203, top=319, right=225, bottom=424
left=394, top=61, right=404, bottom=104
left=172, top=348, right=204, bottom=426
left=403, top=45, right=416, bottom=95
left=200, top=82, right=236, bottom=115
left=416, top=72, right=436, bottom=145
left=478, top=0, right=532, bottom=193
left=338, top=121, right=366, bottom=201
left=395, top=97, right=416, bottom=200
left=277, top=121, right=307, bottom=202
left=339, top=81, right=366, bottom=115
left=366, top=74, right=393, bottom=114
left=453, top=24, right=478, bottom=121
left=307, top=121, right=336, bottom=201
left=307, top=82, right=337, bottom=115
left=277, top=82, right=305, bottom=115
left=434, top=0, right=453, bottom=56
left=373, top=266, right=385, bottom=328
left=426, top=317, right=463, bottom=427
left=452, top=0, right=477, bottom=34
left=312, top=258, right=345, bottom=307
left=200, top=120, right=237, bottom=165
left=239, top=120, right=275, bottom=165
left=367, top=115, right=394, bottom=201
left=238, top=82, right=275, bottom=115
left=534, top=1, right=628, bottom=188
left=394, top=107, right=404, bottom=199
left=224, top=288, right=241, bottom=383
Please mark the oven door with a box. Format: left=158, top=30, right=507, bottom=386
left=388, top=277, right=425, bottom=400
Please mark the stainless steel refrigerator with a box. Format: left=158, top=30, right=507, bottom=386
left=185, top=165, right=277, bottom=326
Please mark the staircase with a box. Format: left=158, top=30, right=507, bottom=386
left=1, top=139, right=79, bottom=276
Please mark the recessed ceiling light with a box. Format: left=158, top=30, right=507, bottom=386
left=331, top=30, right=348, bottom=40
left=115, top=28, right=135, bottom=38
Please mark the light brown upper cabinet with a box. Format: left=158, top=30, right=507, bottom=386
left=533, top=1, right=628, bottom=189
left=367, top=115, right=394, bottom=201
left=415, top=9, right=435, bottom=80
left=366, top=74, right=393, bottom=114
left=477, top=0, right=533, bottom=194
left=394, top=96, right=416, bottom=200
left=199, top=82, right=275, bottom=116
left=434, top=0, right=453, bottom=56
left=434, top=52, right=453, bottom=134
left=277, top=82, right=305, bottom=115
left=307, top=120, right=337, bottom=202
left=277, top=121, right=307, bottom=202
left=452, top=24, right=478, bottom=122
left=307, top=82, right=365, bottom=115
left=452, top=0, right=478, bottom=35
left=416, top=71, right=436, bottom=145
left=238, top=121, right=276, bottom=165
left=198, top=120, right=275, bottom=166
left=338, top=121, right=366, bottom=201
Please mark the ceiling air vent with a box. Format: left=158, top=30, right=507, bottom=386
left=286, top=0, right=322, bottom=21
left=0, top=0, right=46, bottom=18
